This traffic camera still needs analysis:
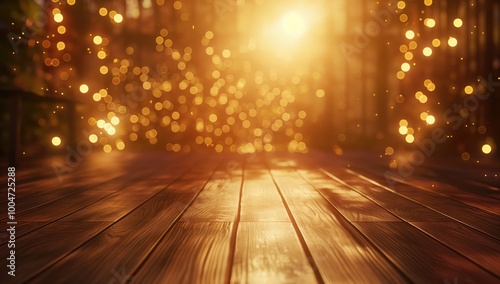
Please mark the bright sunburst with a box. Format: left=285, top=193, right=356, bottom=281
left=281, top=11, right=307, bottom=37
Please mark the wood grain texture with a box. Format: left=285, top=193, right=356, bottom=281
left=269, top=166, right=407, bottom=283
left=231, top=222, right=317, bottom=284
left=375, top=166, right=500, bottom=214
left=321, top=168, right=452, bottom=222
left=32, top=160, right=216, bottom=283
left=181, top=171, right=242, bottom=221
left=0, top=221, right=48, bottom=246
left=62, top=174, right=183, bottom=221
left=411, top=221, right=500, bottom=277
left=353, top=221, right=499, bottom=284
left=4, top=151, right=500, bottom=283
left=296, top=168, right=399, bottom=222
left=349, top=169, right=500, bottom=240
left=133, top=221, right=233, bottom=284
left=16, top=191, right=114, bottom=221
left=240, top=169, right=289, bottom=222
left=283, top=197, right=406, bottom=283
left=0, top=221, right=110, bottom=283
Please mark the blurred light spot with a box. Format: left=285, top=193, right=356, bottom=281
left=426, top=115, right=435, bottom=125
left=103, top=144, right=112, bottom=153
left=385, top=147, right=394, bottom=155
left=116, top=140, right=125, bottom=150
left=100, top=66, right=108, bottom=74
left=57, top=25, right=66, bottom=34
left=464, top=85, right=473, bottom=95
left=423, top=47, right=432, bottom=56
left=89, top=134, right=98, bottom=143
left=281, top=11, right=307, bottom=37
left=79, top=84, right=89, bottom=93
left=52, top=136, right=61, bottom=146
left=110, top=116, right=120, bottom=125
left=448, top=37, right=458, bottom=47
left=424, top=18, right=435, bottom=28
left=93, top=35, right=103, bottom=45
left=222, top=49, right=231, bottom=58
left=99, top=7, right=108, bottom=16
left=405, top=30, right=415, bottom=40
left=97, top=50, right=107, bottom=59
left=113, top=14, right=123, bottom=23
left=56, top=41, right=65, bottom=50
left=482, top=144, right=492, bottom=154
left=54, top=13, right=63, bottom=23
left=396, top=71, right=405, bottom=80
left=420, top=112, right=429, bottom=121
left=406, top=134, right=415, bottom=143
left=461, top=152, right=470, bottom=161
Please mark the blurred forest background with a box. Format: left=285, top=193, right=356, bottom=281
left=1, top=0, right=499, bottom=165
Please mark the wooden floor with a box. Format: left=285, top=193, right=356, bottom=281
left=1, top=151, right=499, bottom=284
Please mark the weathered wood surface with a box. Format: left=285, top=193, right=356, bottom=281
left=0, top=151, right=498, bottom=283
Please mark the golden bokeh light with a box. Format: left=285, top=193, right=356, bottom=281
left=448, top=37, right=458, bottom=47
left=93, top=35, right=103, bottom=45
left=405, top=30, right=415, bottom=40
left=57, top=26, right=66, bottom=34
left=424, top=18, right=436, bottom=28
left=422, top=47, right=432, bottom=57
left=464, top=85, right=474, bottom=94
left=79, top=84, right=89, bottom=93
left=24, top=0, right=494, bottom=158
left=51, top=136, right=62, bottom=146
left=405, top=134, right=415, bottom=143
left=401, top=62, right=411, bottom=72
left=453, top=18, right=463, bottom=28
left=89, top=134, right=98, bottom=143
left=113, top=14, right=123, bottom=23
left=425, top=115, right=435, bottom=125
left=54, top=13, right=63, bottom=23
left=482, top=144, right=492, bottom=154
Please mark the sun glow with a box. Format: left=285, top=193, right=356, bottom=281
left=281, top=11, right=307, bottom=37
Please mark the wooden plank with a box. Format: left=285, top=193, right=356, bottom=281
left=134, top=222, right=233, bottom=284
left=230, top=222, right=317, bottom=284
left=181, top=170, right=242, bottom=222
left=16, top=191, right=115, bottom=221
left=353, top=221, right=499, bottom=283
left=3, top=155, right=189, bottom=222
left=319, top=168, right=451, bottom=222
left=422, top=159, right=500, bottom=192
left=295, top=168, right=399, bottom=222
left=0, top=221, right=48, bottom=246
left=240, top=169, right=289, bottom=222
left=63, top=163, right=192, bottom=222
left=268, top=160, right=407, bottom=283
left=0, top=221, right=110, bottom=283
left=395, top=174, right=500, bottom=214
left=366, top=162, right=500, bottom=214
left=348, top=169, right=500, bottom=240
left=31, top=157, right=218, bottom=283
left=411, top=222, right=500, bottom=277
